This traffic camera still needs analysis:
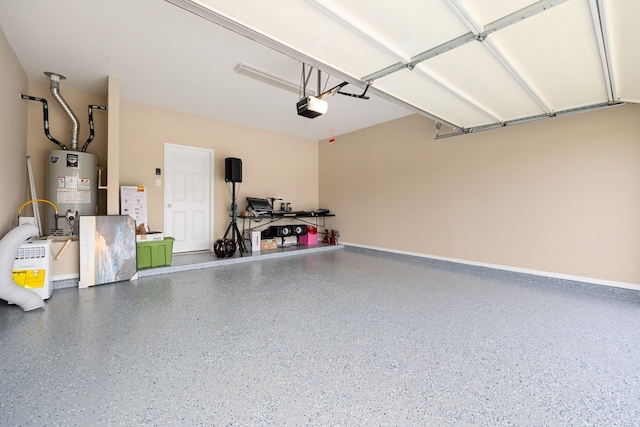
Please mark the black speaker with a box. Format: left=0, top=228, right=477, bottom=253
left=269, top=225, right=291, bottom=237
left=291, top=224, right=307, bottom=236
left=225, top=157, right=242, bottom=182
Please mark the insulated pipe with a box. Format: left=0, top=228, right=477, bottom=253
left=20, top=95, right=67, bottom=150
left=0, top=224, right=45, bottom=311
left=81, top=104, right=107, bottom=152
left=45, top=72, right=80, bottom=151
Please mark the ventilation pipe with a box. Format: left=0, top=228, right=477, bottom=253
left=0, top=224, right=45, bottom=311
left=45, top=72, right=80, bottom=151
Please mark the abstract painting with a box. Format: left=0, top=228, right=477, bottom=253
left=79, top=215, right=138, bottom=288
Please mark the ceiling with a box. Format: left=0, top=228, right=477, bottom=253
left=1, top=0, right=637, bottom=141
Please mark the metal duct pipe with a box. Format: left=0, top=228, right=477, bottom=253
left=45, top=72, right=80, bottom=151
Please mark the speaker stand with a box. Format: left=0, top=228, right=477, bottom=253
left=223, top=181, right=246, bottom=255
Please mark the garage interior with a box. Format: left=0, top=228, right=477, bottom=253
left=1, top=0, right=639, bottom=424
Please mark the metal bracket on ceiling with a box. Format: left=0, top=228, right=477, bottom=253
left=303, top=62, right=371, bottom=101
left=317, top=81, right=348, bottom=98
left=434, top=121, right=471, bottom=138
left=300, top=63, right=315, bottom=97
left=475, top=28, right=498, bottom=42
left=315, top=81, right=371, bottom=100
left=434, top=101, right=623, bottom=139
left=337, top=83, right=370, bottom=100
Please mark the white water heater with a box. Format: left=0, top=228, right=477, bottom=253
left=46, top=150, right=98, bottom=236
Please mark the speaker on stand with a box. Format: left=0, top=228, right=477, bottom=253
left=223, top=157, right=246, bottom=254
left=225, top=157, right=242, bottom=183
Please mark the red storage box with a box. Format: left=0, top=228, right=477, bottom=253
left=299, top=225, right=318, bottom=245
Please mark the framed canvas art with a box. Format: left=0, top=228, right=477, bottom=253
left=79, top=215, right=138, bottom=288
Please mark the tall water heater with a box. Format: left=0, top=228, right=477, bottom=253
left=22, top=72, right=104, bottom=236
left=46, top=150, right=98, bottom=236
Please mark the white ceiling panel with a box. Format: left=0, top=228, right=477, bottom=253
left=457, top=0, right=544, bottom=28
left=418, top=41, right=546, bottom=122
left=376, top=68, right=496, bottom=127
left=309, top=0, right=470, bottom=61
left=194, top=0, right=398, bottom=78
left=488, top=0, right=608, bottom=111
left=604, top=0, right=640, bottom=103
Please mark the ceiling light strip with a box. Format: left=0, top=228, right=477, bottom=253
left=164, top=0, right=462, bottom=131
left=305, top=0, right=410, bottom=64
left=588, top=0, right=616, bottom=101
left=235, top=63, right=314, bottom=97
left=434, top=101, right=624, bottom=139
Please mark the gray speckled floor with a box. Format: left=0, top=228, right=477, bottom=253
left=2, top=248, right=640, bottom=426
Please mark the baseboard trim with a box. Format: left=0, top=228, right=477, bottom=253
left=51, top=273, right=79, bottom=282
left=343, top=242, right=640, bottom=292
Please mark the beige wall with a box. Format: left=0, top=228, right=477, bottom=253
left=319, top=106, right=640, bottom=285
left=0, top=27, right=28, bottom=236
left=120, top=100, right=318, bottom=241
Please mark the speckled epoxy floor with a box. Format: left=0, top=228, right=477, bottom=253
left=2, top=247, right=640, bottom=426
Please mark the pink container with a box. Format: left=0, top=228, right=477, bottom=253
left=299, top=226, right=318, bottom=245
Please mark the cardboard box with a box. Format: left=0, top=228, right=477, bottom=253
left=136, top=233, right=165, bottom=242
left=260, top=238, right=278, bottom=251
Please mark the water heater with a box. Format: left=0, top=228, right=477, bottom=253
left=46, top=150, right=98, bottom=236
left=21, top=72, right=105, bottom=236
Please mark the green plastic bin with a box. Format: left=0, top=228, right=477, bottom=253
left=136, top=237, right=174, bottom=269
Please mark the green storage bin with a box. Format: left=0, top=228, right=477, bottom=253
left=136, top=237, right=174, bottom=269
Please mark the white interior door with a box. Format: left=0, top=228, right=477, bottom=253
left=164, top=143, right=213, bottom=253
